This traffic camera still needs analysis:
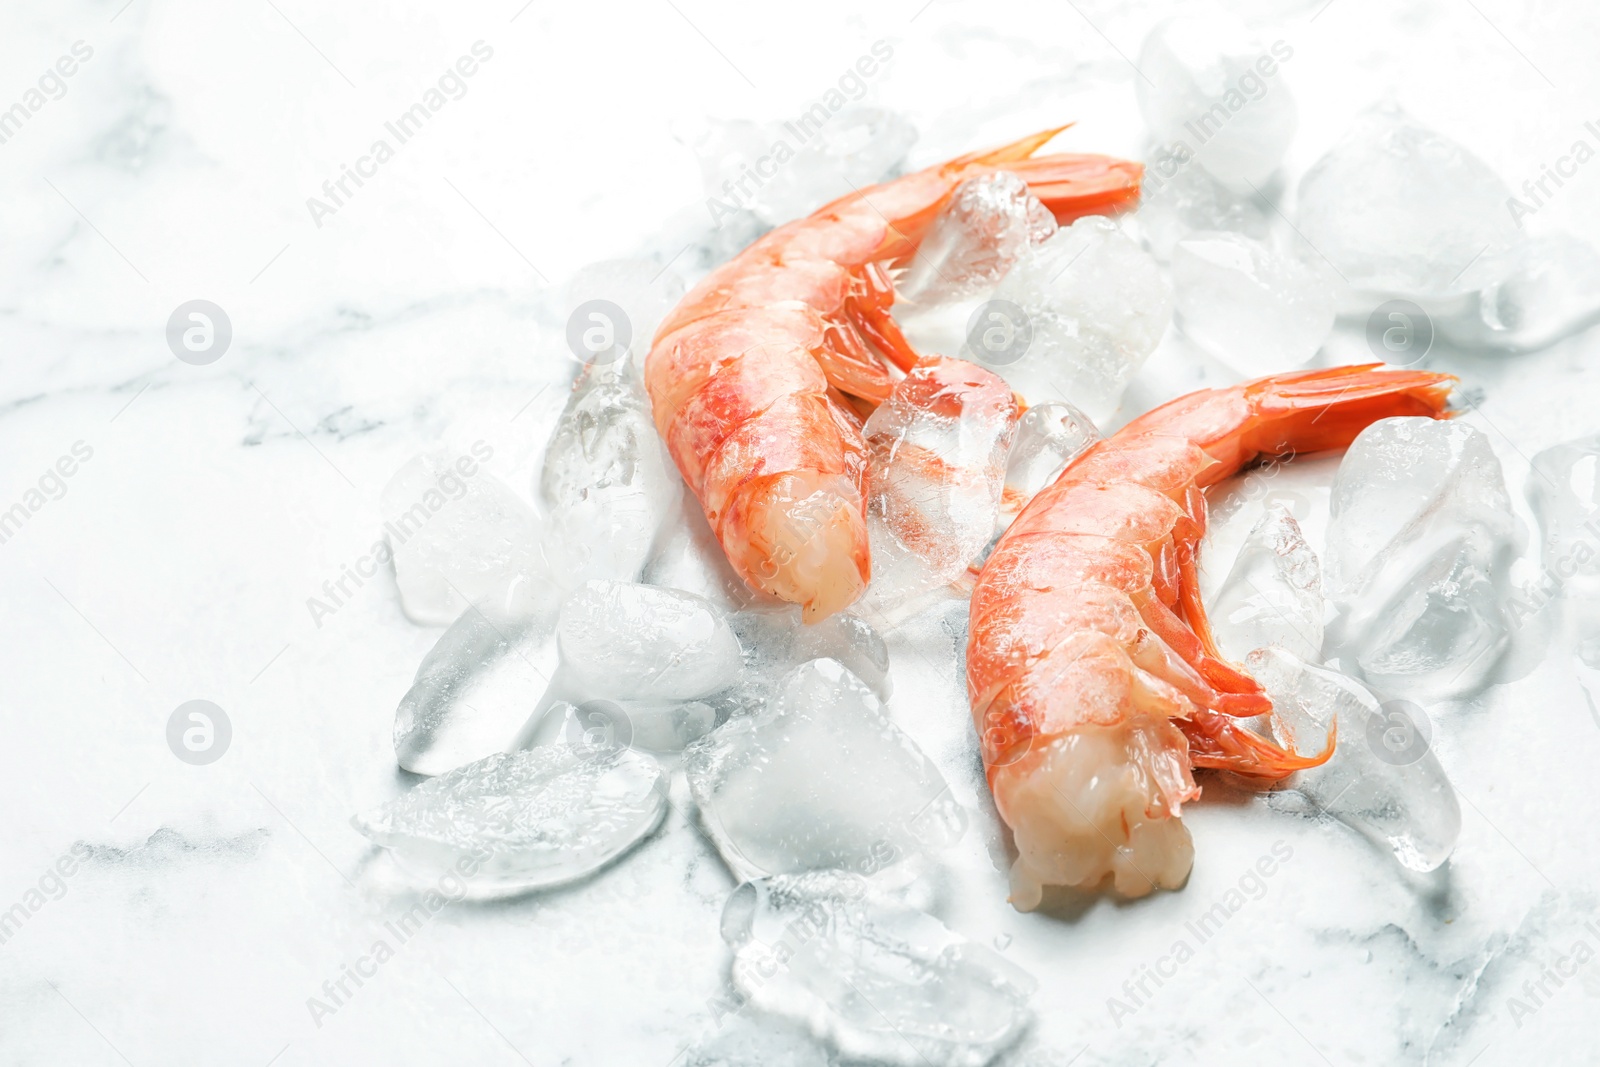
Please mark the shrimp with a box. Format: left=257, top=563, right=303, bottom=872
left=966, top=365, right=1455, bottom=908
left=645, top=129, right=1143, bottom=620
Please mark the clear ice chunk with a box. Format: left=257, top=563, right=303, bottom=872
left=988, top=216, right=1173, bottom=422
left=1323, top=418, right=1521, bottom=700
left=1296, top=104, right=1518, bottom=297
left=352, top=745, right=666, bottom=894
left=382, top=450, right=546, bottom=625
left=863, top=357, right=1018, bottom=611
left=566, top=259, right=686, bottom=364
left=1440, top=234, right=1600, bottom=352
left=1172, top=231, right=1335, bottom=375
left=728, top=607, right=894, bottom=710
left=1135, top=15, right=1298, bottom=192
left=685, top=659, right=964, bottom=884
left=1137, top=148, right=1272, bottom=261
left=1210, top=504, right=1324, bottom=663
left=999, top=402, right=1100, bottom=526
left=394, top=600, right=558, bottom=776
left=539, top=355, right=682, bottom=591
left=721, top=871, right=1036, bottom=1067
left=552, top=697, right=718, bottom=755
left=897, top=172, right=1057, bottom=305
left=1249, top=647, right=1461, bottom=872
left=556, top=580, right=744, bottom=701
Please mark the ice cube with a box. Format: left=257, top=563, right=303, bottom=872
left=1210, top=504, right=1324, bottom=663
left=382, top=450, right=545, bottom=625
left=1296, top=104, right=1518, bottom=297
left=1135, top=15, right=1298, bottom=192
left=556, top=580, right=744, bottom=700
left=1527, top=434, right=1600, bottom=594
left=1323, top=418, right=1521, bottom=700
left=1440, top=234, right=1600, bottom=352
left=539, top=355, right=683, bottom=590
left=685, top=659, right=965, bottom=885
left=1172, top=231, right=1335, bottom=375
left=1137, top=147, right=1272, bottom=260
left=352, top=744, right=666, bottom=894
left=897, top=172, right=1057, bottom=305
left=394, top=600, right=558, bottom=776
left=1249, top=647, right=1461, bottom=872
left=721, top=871, right=1036, bottom=1067
left=565, top=259, right=686, bottom=364
left=999, top=402, right=1101, bottom=527
left=862, top=357, right=1018, bottom=611
left=988, top=216, right=1173, bottom=422
left=681, top=1014, right=831, bottom=1067
left=642, top=493, right=760, bottom=614
left=726, top=607, right=893, bottom=712
left=543, top=696, right=718, bottom=756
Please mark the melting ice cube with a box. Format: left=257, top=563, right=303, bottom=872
left=539, top=355, right=682, bottom=591
left=352, top=745, right=666, bottom=895
left=720, top=871, right=1036, bottom=1067
left=863, top=357, right=1018, bottom=612
left=1323, top=418, right=1521, bottom=700
left=1136, top=15, right=1298, bottom=192
left=382, top=450, right=546, bottom=626
left=1172, top=231, right=1335, bottom=375
left=394, top=598, right=558, bottom=776
left=1211, top=504, right=1324, bottom=663
left=897, top=172, right=1057, bottom=305
left=1528, top=434, right=1600, bottom=593
left=1249, top=647, right=1461, bottom=872
left=1296, top=104, right=1517, bottom=297
left=989, top=216, right=1173, bottom=422
left=685, top=659, right=965, bottom=885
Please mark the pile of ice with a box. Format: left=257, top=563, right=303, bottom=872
left=685, top=659, right=964, bottom=886
left=1322, top=417, right=1522, bottom=701
left=516, top=580, right=744, bottom=754
left=1135, top=15, right=1298, bottom=193
left=1250, top=648, right=1461, bottom=872
left=719, top=871, right=1036, bottom=1067
left=1528, top=434, right=1600, bottom=666
left=353, top=744, right=667, bottom=895
left=1207, top=490, right=1463, bottom=871
left=862, top=357, right=1019, bottom=613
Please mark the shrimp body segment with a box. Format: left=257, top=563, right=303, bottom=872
left=966, top=365, right=1455, bottom=907
left=645, top=131, right=1143, bottom=620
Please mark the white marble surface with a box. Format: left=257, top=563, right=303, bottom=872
left=4, top=0, right=1600, bottom=1064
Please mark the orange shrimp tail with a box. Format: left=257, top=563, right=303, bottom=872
left=1237, top=364, right=1456, bottom=458
left=950, top=125, right=1144, bottom=223
left=1180, top=709, right=1337, bottom=781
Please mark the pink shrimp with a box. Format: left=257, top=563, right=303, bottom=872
left=966, top=365, right=1455, bottom=908
left=645, top=129, right=1142, bottom=620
